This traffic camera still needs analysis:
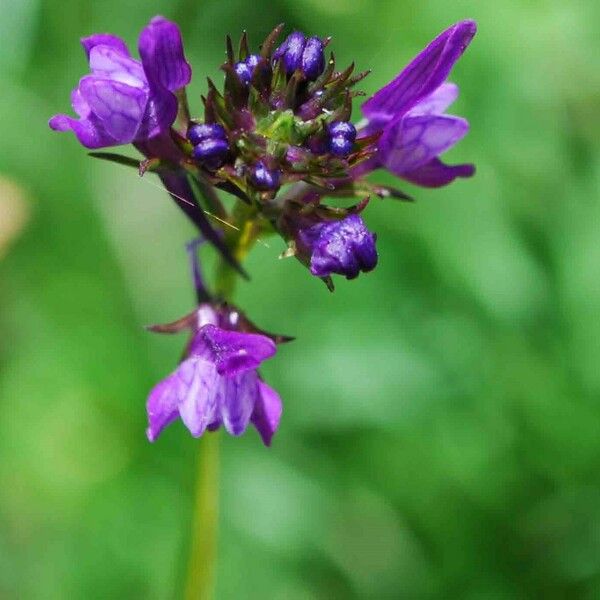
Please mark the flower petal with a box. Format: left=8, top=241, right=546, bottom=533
left=81, top=34, right=130, bottom=59
left=138, top=16, right=192, bottom=92
left=408, top=82, right=459, bottom=116
left=176, top=357, right=220, bottom=437
left=70, top=88, right=91, bottom=118
left=48, top=112, right=118, bottom=149
left=191, top=325, right=277, bottom=377
left=220, top=371, right=258, bottom=436
left=78, top=76, right=148, bottom=143
left=400, top=157, right=475, bottom=188
left=146, top=374, right=181, bottom=442
left=251, top=380, right=283, bottom=447
left=135, top=85, right=178, bottom=140
left=88, top=45, right=146, bottom=88
left=380, top=114, right=469, bottom=175
left=362, top=20, right=476, bottom=120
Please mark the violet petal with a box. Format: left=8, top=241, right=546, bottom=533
left=78, top=76, right=148, bottom=143
left=401, top=157, right=475, bottom=187
left=176, top=357, right=220, bottom=438
left=146, top=374, right=181, bottom=442
left=381, top=114, right=469, bottom=175
left=220, top=372, right=258, bottom=436
left=191, top=325, right=277, bottom=377
left=408, top=82, right=459, bottom=116
left=138, top=16, right=192, bottom=92
left=48, top=112, right=118, bottom=149
left=251, top=380, right=283, bottom=446
left=88, top=44, right=146, bottom=87
left=81, top=33, right=130, bottom=59
left=362, top=20, right=476, bottom=120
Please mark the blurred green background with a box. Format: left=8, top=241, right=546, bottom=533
left=1, top=0, right=600, bottom=597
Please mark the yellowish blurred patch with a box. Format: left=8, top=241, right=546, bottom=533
left=0, top=176, right=29, bottom=258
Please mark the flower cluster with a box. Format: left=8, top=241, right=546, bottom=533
left=49, top=16, right=476, bottom=445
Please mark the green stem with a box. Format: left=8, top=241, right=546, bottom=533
left=184, top=432, right=220, bottom=600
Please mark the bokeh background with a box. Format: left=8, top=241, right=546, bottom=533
left=1, top=0, right=600, bottom=597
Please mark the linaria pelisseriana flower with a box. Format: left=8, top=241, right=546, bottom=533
left=358, top=20, right=477, bottom=187
left=49, top=16, right=191, bottom=148
left=50, top=18, right=477, bottom=444
left=147, top=302, right=285, bottom=445
left=48, top=16, right=244, bottom=273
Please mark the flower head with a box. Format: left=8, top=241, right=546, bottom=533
left=49, top=16, right=191, bottom=148
left=146, top=303, right=285, bottom=446
left=180, top=26, right=372, bottom=199
left=359, top=20, right=477, bottom=187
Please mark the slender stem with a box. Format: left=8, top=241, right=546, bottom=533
left=184, top=432, right=220, bottom=600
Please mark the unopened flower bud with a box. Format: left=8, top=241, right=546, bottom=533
left=274, top=31, right=306, bottom=74
left=274, top=32, right=325, bottom=81
left=329, top=136, right=354, bottom=157
left=192, top=138, right=229, bottom=169
left=187, top=122, right=227, bottom=146
left=327, top=121, right=356, bottom=157
left=301, top=37, right=325, bottom=80
left=328, top=121, right=357, bottom=141
left=250, top=161, right=281, bottom=191
left=282, top=211, right=378, bottom=280
left=301, top=214, right=377, bottom=279
left=234, top=53, right=261, bottom=86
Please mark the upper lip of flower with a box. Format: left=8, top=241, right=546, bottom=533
left=361, top=20, right=477, bottom=122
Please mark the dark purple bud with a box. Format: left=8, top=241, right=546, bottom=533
left=234, top=54, right=261, bottom=86
left=192, top=138, right=229, bottom=169
left=250, top=161, right=281, bottom=191
left=246, top=54, right=260, bottom=69
left=328, top=121, right=357, bottom=142
left=301, top=37, right=325, bottom=80
left=234, top=61, right=253, bottom=85
left=187, top=122, right=227, bottom=145
left=329, top=135, right=354, bottom=157
left=298, top=214, right=378, bottom=279
left=273, top=31, right=306, bottom=74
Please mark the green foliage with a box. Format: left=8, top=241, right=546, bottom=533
left=0, top=0, right=599, bottom=597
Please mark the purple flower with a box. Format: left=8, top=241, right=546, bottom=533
left=49, top=16, right=191, bottom=149
left=146, top=305, right=283, bottom=446
left=293, top=213, right=378, bottom=280
left=360, top=20, right=477, bottom=187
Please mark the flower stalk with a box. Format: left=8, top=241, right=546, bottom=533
left=185, top=432, right=220, bottom=600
